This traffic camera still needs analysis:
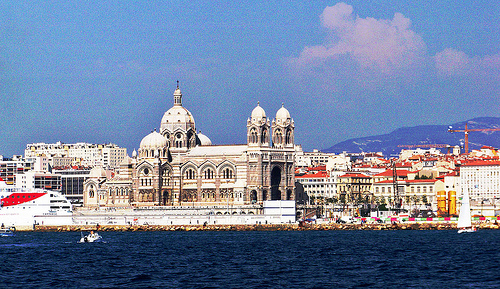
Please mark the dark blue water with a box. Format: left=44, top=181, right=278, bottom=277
left=1, top=230, right=499, bottom=288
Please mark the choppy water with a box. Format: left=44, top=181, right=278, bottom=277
left=1, top=230, right=500, bottom=288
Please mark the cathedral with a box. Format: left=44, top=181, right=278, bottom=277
left=83, top=84, right=296, bottom=208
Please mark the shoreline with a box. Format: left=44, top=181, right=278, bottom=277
left=26, top=222, right=500, bottom=232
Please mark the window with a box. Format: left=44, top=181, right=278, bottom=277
left=204, top=168, right=214, bottom=179
left=223, top=168, right=234, bottom=179
left=185, top=168, right=196, bottom=180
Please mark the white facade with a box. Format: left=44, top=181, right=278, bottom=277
left=25, top=142, right=127, bottom=168
left=303, top=149, right=337, bottom=166
left=460, top=161, right=500, bottom=202
left=296, top=170, right=344, bottom=201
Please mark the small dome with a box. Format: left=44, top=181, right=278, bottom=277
left=89, top=166, right=107, bottom=178
left=197, top=133, right=212, bottom=146
left=251, top=102, right=266, bottom=120
left=140, top=131, right=167, bottom=150
left=276, top=104, right=291, bottom=121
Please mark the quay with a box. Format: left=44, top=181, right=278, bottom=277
left=27, top=221, right=500, bottom=232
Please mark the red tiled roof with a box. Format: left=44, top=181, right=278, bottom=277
left=339, top=173, right=371, bottom=178
left=396, top=162, right=412, bottom=168
left=462, top=160, right=500, bottom=167
left=375, top=179, right=437, bottom=184
left=308, top=165, right=327, bottom=171
left=296, top=171, right=329, bottom=179
left=373, top=169, right=412, bottom=177
left=405, top=179, right=437, bottom=184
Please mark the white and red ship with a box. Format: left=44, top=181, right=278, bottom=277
left=0, top=177, right=73, bottom=227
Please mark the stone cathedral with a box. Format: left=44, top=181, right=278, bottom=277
left=83, top=84, right=296, bottom=208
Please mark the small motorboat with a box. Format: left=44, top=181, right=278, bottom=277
left=0, top=228, right=15, bottom=237
left=79, top=231, right=102, bottom=243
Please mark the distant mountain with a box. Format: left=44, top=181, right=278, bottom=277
left=323, top=117, right=500, bottom=156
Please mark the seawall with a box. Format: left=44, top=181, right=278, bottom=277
left=26, top=222, right=500, bottom=232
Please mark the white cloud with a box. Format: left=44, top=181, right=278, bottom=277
left=290, top=3, right=427, bottom=75
left=434, top=48, right=500, bottom=77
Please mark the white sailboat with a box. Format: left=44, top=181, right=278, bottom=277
left=457, top=190, right=477, bottom=233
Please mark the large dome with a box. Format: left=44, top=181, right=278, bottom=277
left=160, top=86, right=196, bottom=133
left=251, top=102, right=266, bottom=121
left=140, top=131, right=167, bottom=150
left=160, top=106, right=196, bottom=132
left=275, top=104, right=291, bottom=123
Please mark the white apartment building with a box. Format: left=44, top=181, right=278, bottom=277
left=25, top=142, right=127, bottom=168
left=296, top=170, right=343, bottom=203
left=460, top=160, right=500, bottom=202
left=304, top=149, right=337, bottom=166
left=15, top=170, right=61, bottom=191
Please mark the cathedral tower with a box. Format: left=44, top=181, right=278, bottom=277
left=247, top=102, right=270, bottom=147
left=272, top=104, right=294, bottom=149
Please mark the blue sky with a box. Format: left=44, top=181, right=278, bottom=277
left=1, top=1, right=499, bottom=157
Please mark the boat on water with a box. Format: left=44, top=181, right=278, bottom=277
left=0, top=227, right=15, bottom=237
left=79, top=231, right=102, bottom=243
left=0, top=177, right=73, bottom=227
left=457, top=189, right=477, bottom=233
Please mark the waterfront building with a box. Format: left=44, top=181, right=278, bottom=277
left=83, top=84, right=296, bottom=208
left=303, top=149, right=336, bottom=167
left=295, top=167, right=344, bottom=204
left=0, top=156, right=35, bottom=186
left=53, top=166, right=92, bottom=206
left=25, top=142, right=127, bottom=168
left=15, top=170, right=61, bottom=192
left=337, top=173, right=372, bottom=203
left=373, top=178, right=442, bottom=212
left=460, top=160, right=500, bottom=205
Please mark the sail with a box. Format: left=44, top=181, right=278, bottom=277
left=457, top=190, right=472, bottom=228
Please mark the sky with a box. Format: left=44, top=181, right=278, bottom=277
left=1, top=1, right=499, bottom=157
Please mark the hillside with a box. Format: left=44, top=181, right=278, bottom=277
left=323, top=117, right=500, bottom=156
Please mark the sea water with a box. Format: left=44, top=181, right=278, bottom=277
left=1, top=230, right=499, bottom=288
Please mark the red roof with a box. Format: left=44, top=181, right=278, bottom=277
left=308, top=165, right=326, bottom=171
left=437, top=171, right=460, bottom=179
left=375, top=179, right=437, bottom=184
left=339, top=173, right=371, bottom=179
left=405, top=179, right=437, bottom=184
left=373, top=169, right=413, bottom=177
left=296, top=171, right=329, bottom=179
left=396, top=162, right=413, bottom=168
left=462, top=160, right=500, bottom=167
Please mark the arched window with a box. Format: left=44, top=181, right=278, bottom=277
left=275, top=129, right=282, bottom=145
left=222, top=168, right=234, bottom=179
left=204, top=168, right=214, bottom=179
left=250, top=128, right=258, bottom=143
left=185, top=168, right=196, bottom=180
left=285, top=129, right=292, bottom=144
left=261, top=129, right=267, bottom=143
left=175, top=133, right=183, bottom=148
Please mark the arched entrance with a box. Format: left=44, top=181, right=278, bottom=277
left=271, top=166, right=282, bottom=200
left=262, top=190, right=268, bottom=201
left=250, top=190, right=257, bottom=203
left=161, top=190, right=170, bottom=205
left=287, top=189, right=293, bottom=200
